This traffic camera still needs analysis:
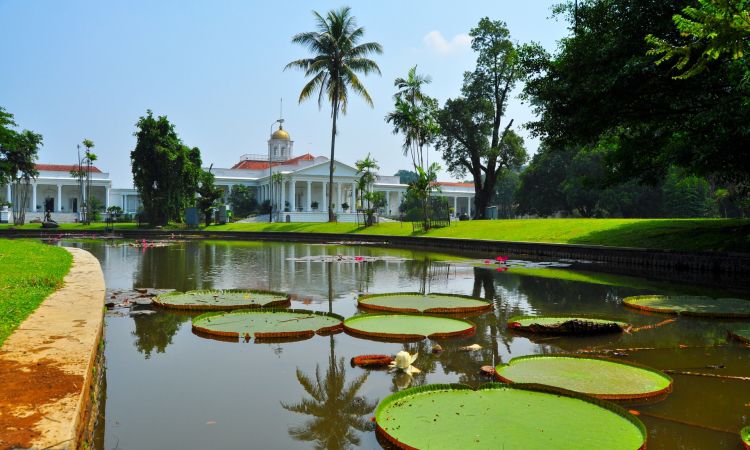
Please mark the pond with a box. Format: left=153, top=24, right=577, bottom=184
left=63, top=240, right=750, bottom=450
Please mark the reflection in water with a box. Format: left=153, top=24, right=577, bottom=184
left=131, top=311, right=191, bottom=359
left=72, top=240, right=750, bottom=449
left=282, top=336, right=376, bottom=450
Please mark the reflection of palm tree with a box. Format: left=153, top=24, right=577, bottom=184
left=281, top=337, right=376, bottom=450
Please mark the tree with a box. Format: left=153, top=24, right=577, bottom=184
left=516, top=147, right=571, bottom=217
left=131, top=110, right=203, bottom=226
left=646, top=0, right=750, bottom=82
left=0, top=108, right=42, bottom=225
left=662, top=168, right=715, bottom=217
left=228, top=184, right=258, bottom=218
left=407, top=163, right=441, bottom=229
left=355, top=153, right=379, bottom=226
left=386, top=66, right=439, bottom=169
left=196, top=165, right=222, bottom=226
left=493, top=168, right=520, bottom=219
left=77, top=139, right=97, bottom=224
left=285, top=7, right=383, bottom=222
left=523, top=0, right=750, bottom=189
left=435, top=18, right=528, bottom=218
left=394, top=169, right=418, bottom=185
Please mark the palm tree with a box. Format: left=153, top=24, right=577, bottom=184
left=281, top=336, right=376, bottom=450
left=393, top=65, right=432, bottom=110
left=285, top=7, right=382, bottom=222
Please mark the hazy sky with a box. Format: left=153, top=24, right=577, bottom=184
left=0, top=0, right=569, bottom=187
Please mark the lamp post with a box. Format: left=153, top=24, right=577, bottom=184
left=268, top=118, right=283, bottom=222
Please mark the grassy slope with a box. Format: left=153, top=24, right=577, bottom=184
left=1, top=218, right=748, bottom=252
left=0, top=239, right=72, bottom=346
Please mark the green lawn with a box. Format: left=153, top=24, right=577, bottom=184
left=0, top=239, right=73, bottom=346
left=1, top=218, right=748, bottom=253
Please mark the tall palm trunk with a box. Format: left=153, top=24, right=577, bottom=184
left=328, top=94, right=339, bottom=222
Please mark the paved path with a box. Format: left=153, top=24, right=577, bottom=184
left=0, top=247, right=105, bottom=450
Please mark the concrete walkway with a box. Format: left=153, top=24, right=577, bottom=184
left=0, top=247, right=105, bottom=450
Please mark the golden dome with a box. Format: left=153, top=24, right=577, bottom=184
left=271, top=125, right=290, bottom=140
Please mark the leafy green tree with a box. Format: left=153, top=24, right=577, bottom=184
left=516, top=147, right=571, bottom=217
left=407, top=163, right=441, bottom=229
left=285, top=7, right=382, bottom=222
left=493, top=168, right=520, bottom=218
left=394, top=169, right=418, bottom=185
left=662, top=168, right=716, bottom=217
left=647, top=0, right=750, bottom=81
left=523, top=0, right=750, bottom=189
left=435, top=18, right=528, bottom=218
left=131, top=110, right=203, bottom=226
left=196, top=166, right=222, bottom=226
left=0, top=108, right=42, bottom=224
left=228, top=184, right=258, bottom=218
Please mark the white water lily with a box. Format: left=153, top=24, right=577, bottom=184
left=389, top=351, right=421, bottom=374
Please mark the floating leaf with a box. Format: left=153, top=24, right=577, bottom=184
left=343, top=314, right=475, bottom=341
left=508, top=315, right=628, bottom=335
left=155, top=289, right=290, bottom=311
left=375, top=383, right=647, bottom=449
left=495, top=355, right=672, bottom=401
left=622, top=295, right=750, bottom=318
left=358, top=292, right=492, bottom=314
left=192, top=308, right=343, bottom=342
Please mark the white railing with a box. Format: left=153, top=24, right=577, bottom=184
left=239, top=153, right=285, bottom=162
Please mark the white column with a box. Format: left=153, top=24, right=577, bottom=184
left=280, top=180, right=286, bottom=211
left=336, top=182, right=342, bottom=212
left=323, top=181, right=328, bottom=211
left=453, top=196, right=457, bottom=214
left=6, top=184, right=10, bottom=203
left=467, top=197, right=472, bottom=217
left=32, top=183, right=37, bottom=212
left=351, top=182, right=356, bottom=211
left=306, top=181, right=312, bottom=212
left=105, top=187, right=111, bottom=209
left=290, top=179, right=296, bottom=212
left=57, top=185, right=62, bottom=211
left=386, top=191, right=391, bottom=215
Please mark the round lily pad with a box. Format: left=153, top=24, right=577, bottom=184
left=495, top=355, right=672, bottom=400
left=508, top=315, right=629, bottom=335
left=622, top=295, right=750, bottom=318
left=154, top=289, right=290, bottom=311
left=375, top=383, right=647, bottom=450
left=358, top=292, right=492, bottom=314
left=728, top=328, right=750, bottom=345
left=343, top=314, right=475, bottom=341
left=742, top=426, right=750, bottom=449
left=192, top=308, right=343, bottom=342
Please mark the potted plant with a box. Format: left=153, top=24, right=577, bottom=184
left=0, top=201, right=10, bottom=211
left=342, top=202, right=349, bottom=212
left=284, top=201, right=290, bottom=212
left=311, top=201, right=319, bottom=211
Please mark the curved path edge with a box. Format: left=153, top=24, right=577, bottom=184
left=0, top=247, right=104, bottom=450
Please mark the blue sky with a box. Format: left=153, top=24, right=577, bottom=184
left=0, top=0, right=569, bottom=187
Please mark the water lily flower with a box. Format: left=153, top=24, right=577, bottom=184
left=389, top=350, right=420, bottom=375
left=484, top=259, right=491, bottom=264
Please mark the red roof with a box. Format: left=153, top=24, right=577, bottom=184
left=231, top=153, right=316, bottom=170
left=433, top=181, right=474, bottom=188
left=36, top=164, right=102, bottom=173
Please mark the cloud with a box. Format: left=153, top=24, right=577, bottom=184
left=422, top=31, right=471, bottom=55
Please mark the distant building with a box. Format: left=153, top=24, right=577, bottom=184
left=0, top=123, right=475, bottom=223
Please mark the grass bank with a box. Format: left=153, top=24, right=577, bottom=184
left=1, top=218, right=748, bottom=253
left=0, top=240, right=72, bottom=346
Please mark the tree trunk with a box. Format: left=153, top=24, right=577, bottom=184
left=328, top=95, right=339, bottom=222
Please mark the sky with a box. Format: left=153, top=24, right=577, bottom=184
left=0, top=0, right=570, bottom=188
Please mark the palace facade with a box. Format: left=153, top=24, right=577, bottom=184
left=0, top=123, right=476, bottom=223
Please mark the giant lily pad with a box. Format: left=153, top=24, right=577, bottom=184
left=742, top=426, right=750, bottom=449
left=622, top=295, right=750, bottom=318
left=154, top=289, right=290, bottom=311
left=192, top=308, right=343, bottom=342
left=728, top=328, right=750, bottom=345
left=495, top=355, right=672, bottom=400
left=358, top=292, right=492, bottom=314
left=343, top=314, right=475, bottom=341
left=508, top=315, right=629, bottom=335
left=375, top=383, right=647, bottom=450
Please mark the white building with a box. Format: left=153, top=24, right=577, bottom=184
left=0, top=123, right=475, bottom=223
